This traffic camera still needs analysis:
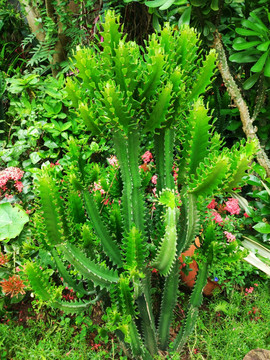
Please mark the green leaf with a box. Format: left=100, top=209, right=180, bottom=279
left=145, top=0, right=168, bottom=7
left=178, top=6, right=192, bottom=27
left=159, top=0, right=175, bottom=10
left=211, top=0, right=219, bottom=10
left=30, top=152, right=41, bottom=164
left=251, top=50, right=269, bottom=73
left=235, top=28, right=261, bottom=37
left=253, top=222, right=270, bottom=234
left=243, top=72, right=260, bottom=90
left=257, top=40, right=270, bottom=52
left=233, top=40, right=261, bottom=51
left=264, top=56, right=270, bottom=77
left=0, top=203, right=29, bottom=240
left=229, top=51, right=258, bottom=64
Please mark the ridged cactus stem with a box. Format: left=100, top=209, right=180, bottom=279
left=172, top=262, right=208, bottom=352
left=113, top=130, right=146, bottom=234
left=177, top=191, right=199, bottom=255
left=158, top=260, right=180, bottom=350
left=137, top=272, right=158, bottom=356
left=154, top=128, right=175, bottom=193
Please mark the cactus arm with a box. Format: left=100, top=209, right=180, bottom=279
left=102, top=82, right=135, bottom=132
left=136, top=271, right=158, bottom=357
left=139, top=44, right=165, bottom=102
left=78, top=103, right=101, bottom=135
left=180, top=99, right=212, bottom=179
left=83, top=189, right=123, bottom=267
left=177, top=192, right=199, bottom=255
left=154, top=128, right=175, bottom=192
left=25, top=262, right=54, bottom=302
left=189, top=155, right=230, bottom=197
left=189, top=50, right=217, bottom=102
left=173, top=262, right=208, bottom=352
left=224, top=140, right=258, bottom=191
left=151, top=205, right=178, bottom=275
left=122, top=226, right=147, bottom=271
left=144, top=83, right=173, bottom=133
left=119, top=276, right=136, bottom=317
left=52, top=299, right=94, bottom=313
left=51, top=248, right=87, bottom=295
left=129, top=320, right=145, bottom=358
left=59, top=243, right=119, bottom=288
left=113, top=131, right=146, bottom=235
left=158, top=260, right=180, bottom=350
left=37, top=173, right=68, bottom=246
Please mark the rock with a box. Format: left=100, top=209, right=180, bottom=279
left=243, top=349, right=270, bottom=360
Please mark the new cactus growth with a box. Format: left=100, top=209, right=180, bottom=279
left=25, top=11, right=257, bottom=358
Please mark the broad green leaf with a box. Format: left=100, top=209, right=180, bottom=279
left=160, top=0, right=175, bottom=10
left=264, top=56, right=270, bottom=77
left=249, top=12, right=269, bottom=33
left=236, top=28, right=261, bottom=37
left=30, top=152, right=41, bottom=164
left=243, top=72, right=260, bottom=90
left=242, top=19, right=266, bottom=34
left=233, top=40, right=261, bottom=51
left=145, top=0, right=168, bottom=7
left=229, top=52, right=257, bottom=63
left=178, top=5, right=192, bottom=26
left=0, top=203, right=29, bottom=240
left=257, top=41, right=270, bottom=52
left=251, top=51, right=269, bottom=72
left=211, top=0, right=218, bottom=10
left=253, top=222, right=270, bottom=234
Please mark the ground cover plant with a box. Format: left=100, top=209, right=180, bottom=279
left=20, top=11, right=259, bottom=359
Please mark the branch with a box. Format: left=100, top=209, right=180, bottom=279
left=213, top=31, right=270, bottom=177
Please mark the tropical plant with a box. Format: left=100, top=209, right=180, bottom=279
left=24, top=11, right=257, bottom=358
left=230, top=7, right=270, bottom=90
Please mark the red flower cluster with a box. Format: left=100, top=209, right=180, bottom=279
left=0, top=253, right=9, bottom=266
left=141, top=151, right=153, bottom=164
left=224, top=198, right=241, bottom=215
left=0, top=275, right=25, bottom=298
left=0, top=167, right=24, bottom=197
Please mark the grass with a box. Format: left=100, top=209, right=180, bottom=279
left=1, top=280, right=270, bottom=359
left=184, top=280, right=270, bottom=359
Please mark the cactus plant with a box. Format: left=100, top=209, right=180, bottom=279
left=25, top=11, right=257, bottom=358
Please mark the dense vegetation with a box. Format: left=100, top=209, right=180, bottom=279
left=1, top=1, right=270, bottom=359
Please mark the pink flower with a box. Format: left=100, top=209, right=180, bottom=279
left=92, top=181, right=105, bottom=195
left=151, top=175, right=157, bottom=185
left=244, top=212, right=249, bottom=218
left=254, top=283, right=259, bottom=287
left=224, top=198, right=240, bottom=215
left=212, top=211, right=223, bottom=224
left=141, top=151, right=153, bottom=164
left=207, top=199, right=217, bottom=209
left=107, top=155, right=118, bottom=167
left=0, top=167, right=24, bottom=189
left=224, top=231, right=236, bottom=242
left=14, top=181, right=24, bottom=193
left=245, top=286, right=254, bottom=294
